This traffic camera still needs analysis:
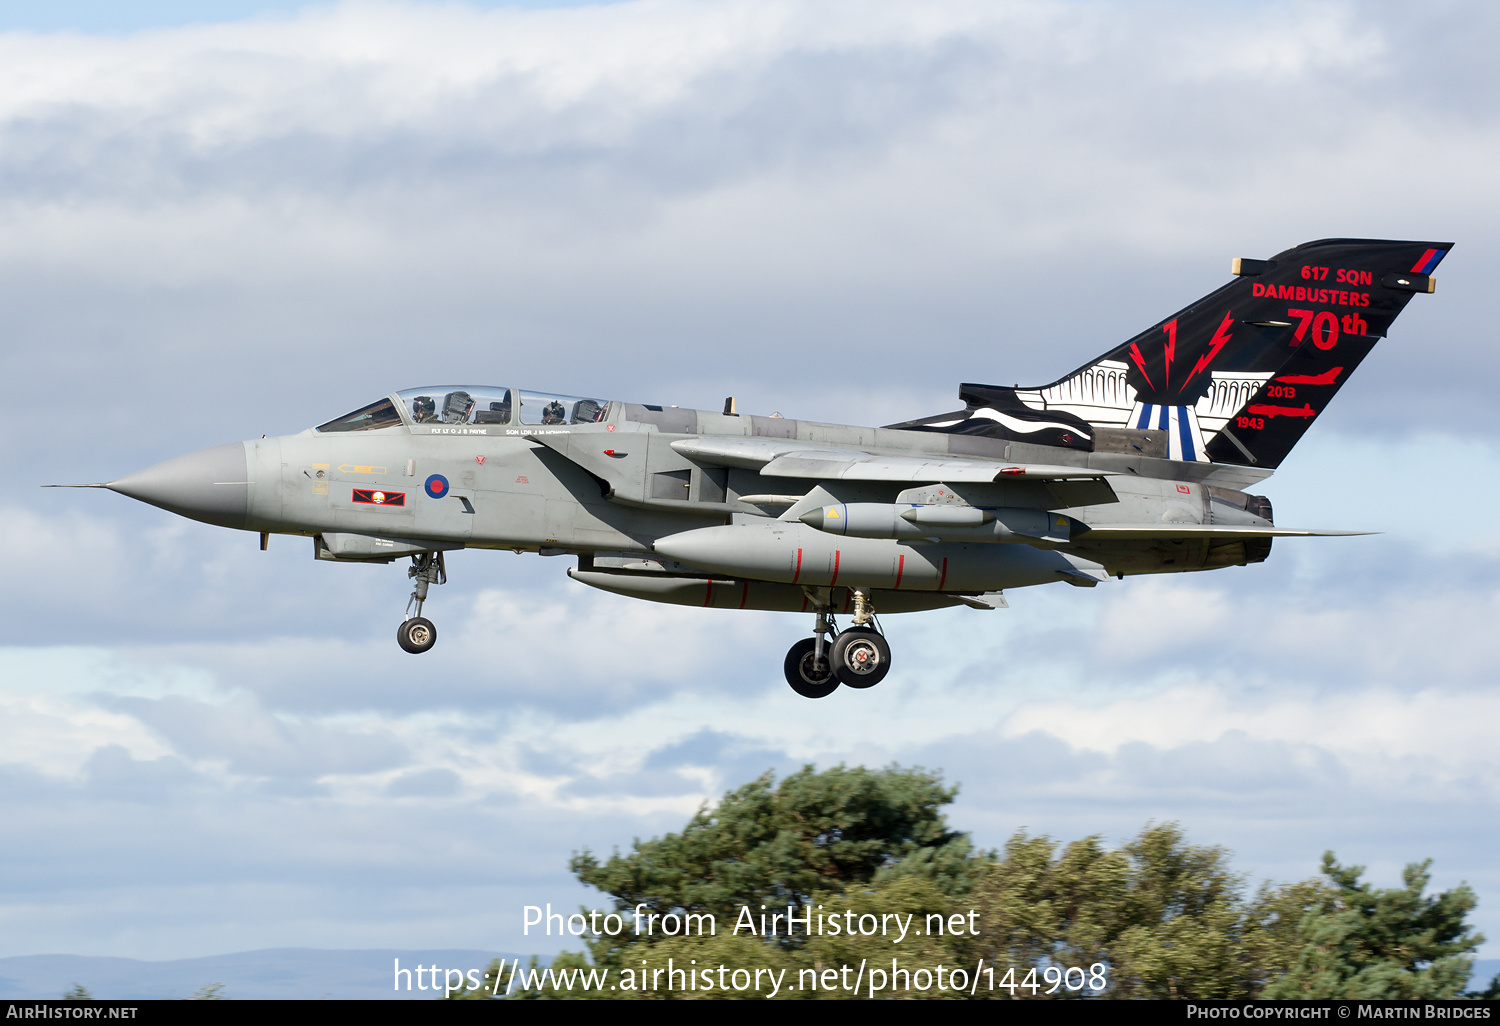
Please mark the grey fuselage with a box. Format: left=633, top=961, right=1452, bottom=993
left=110, top=391, right=1279, bottom=616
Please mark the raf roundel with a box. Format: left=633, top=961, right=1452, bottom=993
left=424, top=474, right=449, bottom=499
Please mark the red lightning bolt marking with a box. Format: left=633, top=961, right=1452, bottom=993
left=1128, top=343, right=1156, bottom=390
left=1182, top=312, right=1235, bottom=390
left=1161, top=319, right=1177, bottom=392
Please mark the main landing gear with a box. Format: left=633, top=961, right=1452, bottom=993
left=397, top=551, right=446, bottom=654
left=783, top=588, right=891, bottom=698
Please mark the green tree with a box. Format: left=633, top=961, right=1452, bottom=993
left=967, top=824, right=1256, bottom=999
left=1239, top=877, right=1337, bottom=993
left=793, top=875, right=967, bottom=1000
left=1262, top=854, right=1482, bottom=999
left=965, top=830, right=1128, bottom=984
left=570, top=764, right=976, bottom=936
left=457, top=766, right=1487, bottom=1001
left=61, top=984, right=91, bottom=1000
left=1107, top=825, right=1250, bottom=999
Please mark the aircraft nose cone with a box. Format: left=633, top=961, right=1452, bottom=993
left=107, top=442, right=250, bottom=529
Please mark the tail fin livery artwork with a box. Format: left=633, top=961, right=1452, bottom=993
left=67, top=238, right=1448, bottom=698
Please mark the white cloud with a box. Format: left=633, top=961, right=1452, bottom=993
left=0, top=688, right=173, bottom=778
left=1000, top=685, right=1500, bottom=792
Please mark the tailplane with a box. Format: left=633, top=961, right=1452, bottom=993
left=893, top=239, right=1451, bottom=468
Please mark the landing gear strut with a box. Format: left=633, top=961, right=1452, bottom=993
left=397, top=551, right=446, bottom=654
left=782, top=588, right=892, bottom=697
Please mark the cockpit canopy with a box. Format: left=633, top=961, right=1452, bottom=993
left=402, top=386, right=514, bottom=426
left=315, top=386, right=610, bottom=433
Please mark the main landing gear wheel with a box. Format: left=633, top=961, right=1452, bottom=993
left=830, top=627, right=891, bottom=688
left=397, top=616, right=437, bottom=654
left=784, top=637, right=839, bottom=699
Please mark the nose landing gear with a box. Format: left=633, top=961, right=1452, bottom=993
left=397, top=551, right=445, bottom=654
left=781, top=588, right=891, bottom=698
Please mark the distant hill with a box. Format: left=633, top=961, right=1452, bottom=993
left=0, top=949, right=529, bottom=1000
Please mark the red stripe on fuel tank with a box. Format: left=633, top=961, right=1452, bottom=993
left=829, top=549, right=841, bottom=587
left=800, top=595, right=808, bottom=612
left=894, top=554, right=905, bottom=589
left=703, top=580, right=713, bottom=607
left=938, top=557, right=949, bottom=591
left=792, top=547, right=803, bottom=584
left=843, top=590, right=852, bottom=613
left=739, top=581, right=749, bottom=609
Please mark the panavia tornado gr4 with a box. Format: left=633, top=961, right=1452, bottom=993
left=72, top=238, right=1447, bottom=698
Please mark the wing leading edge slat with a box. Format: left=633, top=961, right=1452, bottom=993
left=668, top=437, right=1115, bottom=484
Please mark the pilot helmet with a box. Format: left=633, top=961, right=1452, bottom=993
left=542, top=400, right=566, bottom=424
left=412, top=396, right=435, bottom=421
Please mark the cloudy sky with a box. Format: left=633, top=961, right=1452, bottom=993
left=2, top=0, right=1498, bottom=970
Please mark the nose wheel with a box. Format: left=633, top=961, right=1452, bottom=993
left=398, top=551, right=446, bottom=655
left=782, top=588, right=891, bottom=697
left=398, top=616, right=437, bottom=654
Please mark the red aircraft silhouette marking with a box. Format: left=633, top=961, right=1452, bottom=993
left=1274, top=367, right=1343, bottom=386
left=1246, top=403, right=1317, bottom=419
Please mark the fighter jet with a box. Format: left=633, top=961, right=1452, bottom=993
left=69, top=238, right=1448, bottom=697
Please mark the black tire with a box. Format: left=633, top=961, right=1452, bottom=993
left=398, top=616, right=438, bottom=654
left=830, top=627, right=890, bottom=688
left=784, top=638, right=839, bottom=698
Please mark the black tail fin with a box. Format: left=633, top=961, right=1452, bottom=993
left=893, top=239, right=1451, bottom=468
left=1194, top=239, right=1449, bottom=467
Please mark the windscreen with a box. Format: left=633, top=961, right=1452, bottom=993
left=315, top=398, right=403, bottom=433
